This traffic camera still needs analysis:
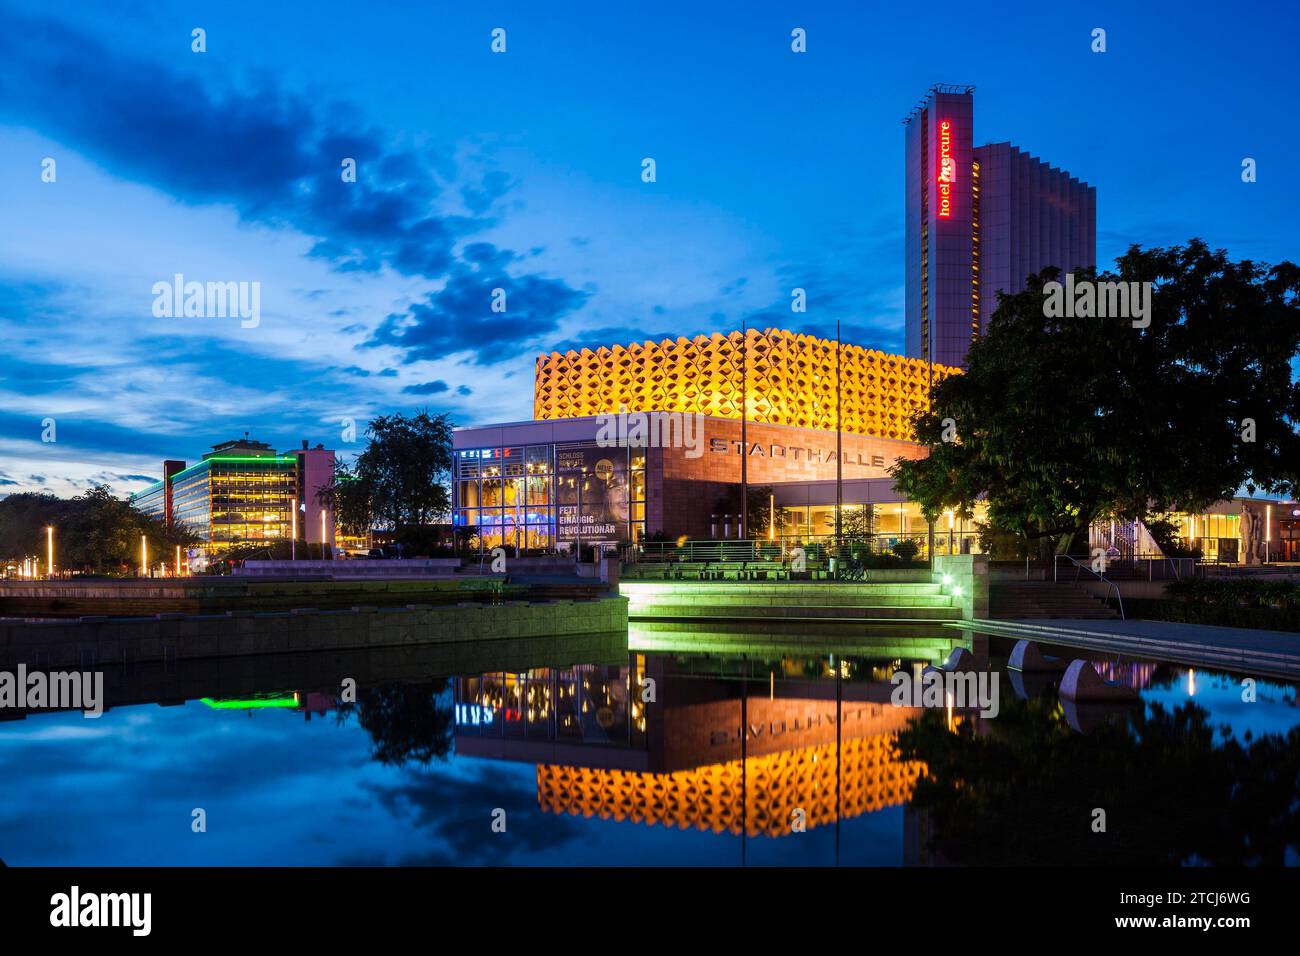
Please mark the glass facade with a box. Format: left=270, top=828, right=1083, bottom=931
left=135, top=456, right=297, bottom=554
left=131, top=481, right=167, bottom=522
left=776, top=501, right=988, bottom=556
left=454, top=442, right=646, bottom=551
left=1178, top=512, right=1242, bottom=563
left=454, top=658, right=648, bottom=746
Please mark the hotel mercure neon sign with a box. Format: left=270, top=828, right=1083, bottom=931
left=937, top=119, right=954, bottom=219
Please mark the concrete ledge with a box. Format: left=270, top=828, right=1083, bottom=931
left=957, top=618, right=1300, bottom=679
left=0, top=595, right=629, bottom=668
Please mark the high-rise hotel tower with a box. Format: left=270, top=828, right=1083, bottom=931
left=904, top=85, right=1096, bottom=367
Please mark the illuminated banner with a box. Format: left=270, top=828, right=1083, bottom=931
left=937, top=119, right=954, bottom=219
left=556, top=444, right=629, bottom=543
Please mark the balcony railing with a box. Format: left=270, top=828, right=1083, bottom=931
left=632, top=532, right=979, bottom=564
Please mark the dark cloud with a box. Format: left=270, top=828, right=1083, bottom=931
left=0, top=12, right=468, bottom=281
left=92, top=472, right=157, bottom=485
left=461, top=170, right=513, bottom=215
left=401, top=380, right=449, bottom=395
left=0, top=10, right=588, bottom=368
left=367, top=268, right=589, bottom=365
left=363, top=761, right=582, bottom=864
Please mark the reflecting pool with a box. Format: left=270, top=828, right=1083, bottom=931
left=1, top=629, right=1296, bottom=866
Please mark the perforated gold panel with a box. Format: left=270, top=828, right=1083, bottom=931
left=536, top=735, right=923, bottom=837
left=533, top=329, right=958, bottom=443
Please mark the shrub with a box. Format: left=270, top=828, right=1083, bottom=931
left=892, top=540, right=920, bottom=560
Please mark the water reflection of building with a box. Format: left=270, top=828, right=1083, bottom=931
left=454, top=655, right=926, bottom=837
left=538, top=735, right=922, bottom=838
left=199, top=690, right=337, bottom=719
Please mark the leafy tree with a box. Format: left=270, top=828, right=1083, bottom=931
left=319, top=410, right=455, bottom=536
left=892, top=240, right=1300, bottom=560
left=335, top=680, right=454, bottom=766
left=0, top=492, right=61, bottom=562
left=0, top=485, right=196, bottom=574
left=897, top=694, right=1300, bottom=866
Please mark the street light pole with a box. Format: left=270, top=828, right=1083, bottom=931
left=291, top=497, right=297, bottom=561
left=46, top=525, right=54, bottom=580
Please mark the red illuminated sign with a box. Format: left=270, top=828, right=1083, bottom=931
left=937, top=120, right=954, bottom=219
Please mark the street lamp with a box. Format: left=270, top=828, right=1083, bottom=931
left=291, top=497, right=297, bottom=561
left=140, top=534, right=148, bottom=577
left=46, top=525, right=54, bottom=580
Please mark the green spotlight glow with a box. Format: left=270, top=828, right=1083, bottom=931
left=200, top=692, right=300, bottom=710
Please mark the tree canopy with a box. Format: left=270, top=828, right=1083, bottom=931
left=0, top=485, right=197, bottom=573
left=321, top=409, right=455, bottom=536
left=891, top=239, right=1300, bottom=557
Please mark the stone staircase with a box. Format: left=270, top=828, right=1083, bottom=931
left=989, top=581, right=1119, bottom=620
left=620, top=580, right=962, bottom=624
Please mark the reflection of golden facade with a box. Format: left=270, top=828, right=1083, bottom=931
left=533, top=328, right=960, bottom=443
left=536, top=734, right=924, bottom=837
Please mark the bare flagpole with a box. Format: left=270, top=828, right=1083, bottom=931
left=835, top=319, right=843, bottom=558
left=740, top=318, right=748, bottom=541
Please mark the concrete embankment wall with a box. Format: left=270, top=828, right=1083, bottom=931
left=0, top=576, right=608, bottom=618
left=0, top=596, right=628, bottom=670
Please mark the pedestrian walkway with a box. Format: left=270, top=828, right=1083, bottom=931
left=960, top=617, right=1300, bottom=679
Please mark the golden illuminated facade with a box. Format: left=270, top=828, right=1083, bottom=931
left=537, top=734, right=923, bottom=837
left=533, top=328, right=959, bottom=444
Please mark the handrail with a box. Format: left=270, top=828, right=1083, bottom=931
left=1054, top=554, right=1126, bottom=620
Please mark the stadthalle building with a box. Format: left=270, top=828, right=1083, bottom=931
left=453, top=327, right=972, bottom=553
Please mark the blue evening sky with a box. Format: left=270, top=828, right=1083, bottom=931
left=0, top=0, right=1294, bottom=495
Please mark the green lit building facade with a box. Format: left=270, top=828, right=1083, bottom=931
left=132, top=437, right=329, bottom=558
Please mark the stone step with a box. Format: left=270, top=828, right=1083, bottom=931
left=621, top=582, right=945, bottom=597
left=630, top=603, right=962, bottom=621
left=989, top=580, right=1119, bottom=620
left=637, top=593, right=955, bottom=608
